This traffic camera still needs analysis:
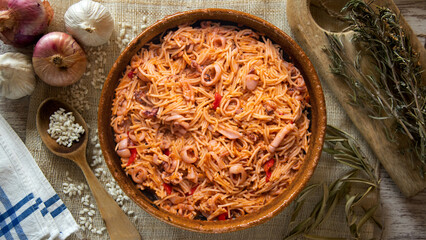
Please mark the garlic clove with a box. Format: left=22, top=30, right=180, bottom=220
left=0, top=52, right=36, bottom=99
left=64, top=0, right=114, bottom=47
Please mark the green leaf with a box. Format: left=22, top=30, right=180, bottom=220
left=345, top=194, right=357, bottom=217
left=357, top=205, right=378, bottom=229
left=285, top=123, right=383, bottom=239
left=355, top=186, right=375, bottom=205
left=322, top=189, right=341, bottom=223
left=323, top=148, right=343, bottom=155
left=362, top=206, right=383, bottom=230
left=311, top=183, right=329, bottom=229
left=304, top=234, right=346, bottom=240
left=290, top=199, right=306, bottom=224
left=291, top=184, right=321, bottom=224
left=286, top=216, right=313, bottom=237
left=340, top=178, right=378, bottom=187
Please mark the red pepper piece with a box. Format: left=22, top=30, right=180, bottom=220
left=127, top=71, right=134, bottom=78
left=188, top=185, right=198, bottom=196
left=217, top=213, right=227, bottom=220
left=212, top=92, right=222, bottom=110
left=126, top=148, right=137, bottom=166
left=186, top=185, right=198, bottom=196
left=163, top=183, right=172, bottom=195
left=266, top=171, right=272, bottom=183
left=264, top=159, right=275, bottom=183
left=264, top=159, right=275, bottom=172
left=163, top=149, right=170, bottom=156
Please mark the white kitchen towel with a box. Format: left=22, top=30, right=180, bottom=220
left=0, top=113, right=79, bottom=240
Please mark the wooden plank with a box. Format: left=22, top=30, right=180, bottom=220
left=287, top=0, right=426, bottom=197
left=0, top=97, right=29, bottom=141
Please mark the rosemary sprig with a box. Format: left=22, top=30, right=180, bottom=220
left=325, top=0, right=426, bottom=175
left=284, top=125, right=381, bottom=240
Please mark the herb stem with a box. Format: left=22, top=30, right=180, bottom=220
left=325, top=0, right=425, bottom=170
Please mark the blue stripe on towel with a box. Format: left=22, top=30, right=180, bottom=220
left=43, top=194, right=66, bottom=218
left=0, top=198, right=43, bottom=239
left=0, top=187, right=14, bottom=240
left=0, top=186, right=29, bottom=240
left=40, top=207, right=48, bottom=217
left=39, top=194, right=60, bottom=217
left=0, top=193, right=34, bottom=222
left=51, top=204, right=67, bottom=218
left=44, top=194, right=60, bottom=208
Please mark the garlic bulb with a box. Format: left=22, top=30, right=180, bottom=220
left=64, top=0, right=114, bottom=47
left=0, top=52, right=36, bottom=99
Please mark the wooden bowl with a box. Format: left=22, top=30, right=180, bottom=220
left=98, top=8, right=326, bottom=233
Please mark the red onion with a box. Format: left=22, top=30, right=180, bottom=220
left=32, top=32, right=87, bottom=87
left=0, top=0, right=53, bottom=47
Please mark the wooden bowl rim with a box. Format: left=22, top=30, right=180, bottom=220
left=98, top=8, right=327, bottom=233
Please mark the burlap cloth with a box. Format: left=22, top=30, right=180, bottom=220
left=20, top=0, right=379, bottom=239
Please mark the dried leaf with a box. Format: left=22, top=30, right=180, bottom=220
left=290, top=184, right=320, bottom=223
left=311, top=183, right=329, bottom=229
left=321, top=190, right=340, bottom=224
left=284, top=125, right=381, bottom=239
left=357, top=205, right=378, bottom=230
left=304, top=235, right=346, bottom=240
left=345, top=195, right=357, bottom=218
left=340, top=178, right=378, bottom=188
left=326, top=0, right=426, bottom=174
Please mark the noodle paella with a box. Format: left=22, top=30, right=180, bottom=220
left=111, top=21, right=310, bottom=220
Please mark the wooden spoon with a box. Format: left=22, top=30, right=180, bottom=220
left=36, top=98, right=141, bottom=240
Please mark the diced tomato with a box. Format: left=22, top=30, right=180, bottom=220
left=212, top=92, right=222, bottom=110
left=163, top=149, right=170, bottom=156
left=126, top=148, right=137, bottom=166
left=217, top=213, right=227, bottom=221
left=127, top=71, right=134, bottom=78
left=163, top=183, right=172, bottom=195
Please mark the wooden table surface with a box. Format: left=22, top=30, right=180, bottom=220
left=0, top=0, right=425, bottom=239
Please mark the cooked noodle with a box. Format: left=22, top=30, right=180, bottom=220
left=111, top=21, right=311, bottom=220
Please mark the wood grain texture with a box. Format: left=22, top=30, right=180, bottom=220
left=287, top=0, right=426, bottom=236
left=394, top=0, right=426, bottom=47
left=382, top=1, right=426, bottom=238
left=0, top=0, right=424, bottom=239
left=0, top=96, right=30, bottom=141
left=287, top=0, right=426, bottom=197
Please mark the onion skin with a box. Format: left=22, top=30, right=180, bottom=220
left=32, top=32, right=87, bottom=87
left=0, top=0, right=54, bottom=47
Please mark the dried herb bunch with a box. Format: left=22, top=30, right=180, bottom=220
left=284, top=125, right=381, bottom=240
left=325, top=0, right=426, bottom=174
